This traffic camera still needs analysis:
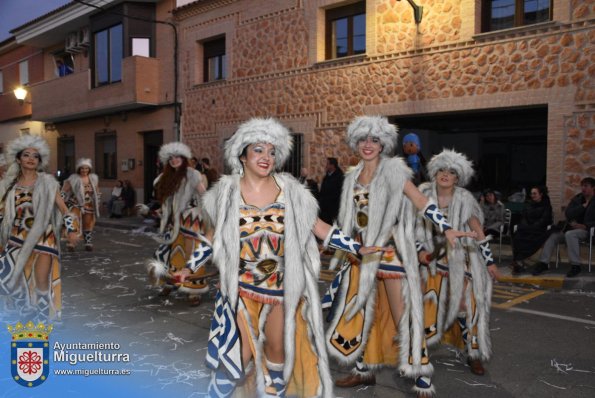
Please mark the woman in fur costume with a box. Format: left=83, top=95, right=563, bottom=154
left=61, top=158, right=100, bottom=251
left=0, top=135, right=78, bottom=322
left=416, top=149, right=500, bottom=377
left=323, top=116, right=471, bottom=397
left=146, top=142, right=210, bottom=306
left=175, top=118, right=378, bottom=398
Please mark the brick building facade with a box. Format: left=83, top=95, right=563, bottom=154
left=176, top=0, right=594, bottom=220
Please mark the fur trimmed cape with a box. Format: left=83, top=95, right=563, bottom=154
left=326, top=156, right=428, bottom=376
left=0, top=173, right=62, bottom=291
left=201, top=173, right=333, bottom=398
left=155, top=168, right=203, bottom=245
left=416, top=182, right=492, bottom=361
left=64, top=173, right=100, bottom=218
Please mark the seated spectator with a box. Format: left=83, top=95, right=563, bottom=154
left=480, top=188, right=505, bottom=237
left=531, top=177, right=595, bottom=277
left=510, top=185, right=553, bottom=274
left=108, top=180, right=124, bottom=218
left=122, top=180, right=136, bottom=216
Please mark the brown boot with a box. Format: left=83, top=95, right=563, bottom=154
left=467, top=358, right=485, bottom=375
left=158, top=286, right=173, bottom=297
left=334, top=373, right=375, bottom=388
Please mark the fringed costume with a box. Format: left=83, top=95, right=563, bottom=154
left=323, top=156, right=433, bottom=394
left=0, top=173, right=64, bottom=322
left=63, top=164, right=100, bottom=250
left=147, top=167, right=209, bottom=295
left=417, top=161, right=493, bottom=365
left=203, top=173, right=333, bottom=398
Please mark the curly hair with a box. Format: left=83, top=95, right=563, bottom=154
left=155, top=158, right=188, bottom=203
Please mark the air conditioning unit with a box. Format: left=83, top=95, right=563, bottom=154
left=76, top=27, right=90, bottom=48
left=65, top=32, right=79, bottom=53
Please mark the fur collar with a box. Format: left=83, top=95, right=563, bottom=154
left=0, top=173, right=61, bottom=291
left=417, top=183, right=492, bottom=360
left=156, top=168, right=202, bottom=244
left=65, top=173, right=100, bottom=217
left=202, top=172, right=333, bottom=397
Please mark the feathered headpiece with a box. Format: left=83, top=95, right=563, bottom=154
left=346, top=116, right=398, bottom=156
left=158, top=142, right=192, bottom=164
left=224, top=118, right=293, bottom=174
left=427, top=149, right=474, bottom=187
left=76, top=157, right=92, bottom=171
left=6, top=135, right=51, bottom=173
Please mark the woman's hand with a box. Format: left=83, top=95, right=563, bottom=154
left=487, top=264, right=500, bottom=281
left=418, top=250, right=432, bottom=265
left=172, top=268, right=191, bottom=283
left=66, top=232, right=79, bottom=247
left=444, top=229, right=476, bottom=247
left=358, top=246, right=392, bottom=256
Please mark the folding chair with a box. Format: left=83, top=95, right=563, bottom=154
left=498, top=209, right=512, bottom=264
left=555, top=226, right=594, bottom=272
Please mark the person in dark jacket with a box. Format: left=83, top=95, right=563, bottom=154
left=318, top=157, right=344, bottom=224
left=510, top=185, right=553, bottom=274
left=532, top=177, right=595, bottom=277
left=122, top=180, right=136, bottom=216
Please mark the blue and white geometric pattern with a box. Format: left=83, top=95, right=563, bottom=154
left=206, top=292, right=243, bottom=382
left=186, top=241, right=212, bottom=272
left=62, top=214, right=76, bottom=234
left=478, top=241, right=495, bottom=266
left=424, top=204, right=452, bottom=233
left=415, top=240, right=425, bottom=253
left=321, top=263, right=349, bottom=311
left=328, top=228, right=361, bottom=255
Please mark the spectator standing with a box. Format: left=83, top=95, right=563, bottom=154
left=510, top=185, right=553, bottom=274
left=318, top=157, right=344, bottom=224
left=532, top=177, right=595, bottom=277
left=480, top=188, right=505, bottom=237
left=200, top=158, right=220, bottom=188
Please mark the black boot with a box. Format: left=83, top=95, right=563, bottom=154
left=511, top=261, right=526, bottom=275
left=532, top=262, right=548, bottom=276
left=566, top=265, right=581, bottom=277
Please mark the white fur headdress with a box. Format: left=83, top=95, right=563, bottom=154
left=0, top=154, right=6, bottom=167
left=76, top=157, right=92, bottom=171
left=346, top=116, right=398, bottom=156
left=427, top=149, right=474, bottom=187
left=158, top=142, right=192, bottom=164
left=6, top=135, right=50, bottom=171
left=224, top=118, right=293, bottom=174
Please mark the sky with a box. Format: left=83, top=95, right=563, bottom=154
left=0, top=0, right=72, bottom=42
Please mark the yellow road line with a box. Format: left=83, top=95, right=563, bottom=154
left=492, top=290, right=546, bottom=309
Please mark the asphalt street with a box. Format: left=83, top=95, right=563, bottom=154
left=2, top=225, right=594, bottom=398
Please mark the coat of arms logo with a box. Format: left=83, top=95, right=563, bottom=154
left=7, top=321, right=53, bottom=387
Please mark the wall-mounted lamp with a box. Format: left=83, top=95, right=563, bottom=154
left=13, top=87, right=30, bottom=105
left=400, top=0, right=423, bottom=24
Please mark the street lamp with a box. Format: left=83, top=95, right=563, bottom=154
left=13, top=86, right=29, bottom=105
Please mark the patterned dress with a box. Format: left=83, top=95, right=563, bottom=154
left=208, top=187, right=323, bottom=397
left=423, top=206, right=481, bottom=356
left=0, top=186, right=61, bottom=321
left=155, top=204, right=208, bottom=294
left=325, top=182, right=429, bottom=371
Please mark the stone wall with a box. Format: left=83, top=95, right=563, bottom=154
left=177, top=0, right=595, bottom=214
